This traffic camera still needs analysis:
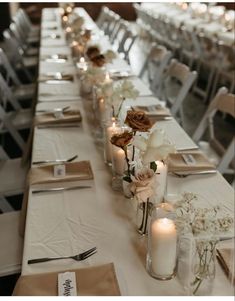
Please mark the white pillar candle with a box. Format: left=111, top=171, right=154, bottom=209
left=104, top=121, right=119, bottom=163
left=155, top=161, right=167, bottom=203
left=104, top=72, right=112, bottom=84
left=112, top=145, right=125, bottom=176
left=151, top=218, right=177, bottom=277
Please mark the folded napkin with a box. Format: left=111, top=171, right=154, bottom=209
left=29, top=160, right=93, bottom=184
left=133, top=104, right=171, bottom=117
left=13, top=263, right=121, bottom=296
left=217, top=248, right=235, bottom=285
left=168, top=152, right=216, bottom=173
left=19, top=161, right=93, bottom=236
left=34, top=110, right=82, bottom=126
left=38, top=74, right=74, bottom=82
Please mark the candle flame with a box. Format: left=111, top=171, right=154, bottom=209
left=80, top=57, right=85, bottom=63
left=63, top=16, right=68, bottom=22
left=66, top=27, right=72, bottom=33
left=105, top=72, right=110, bottom=81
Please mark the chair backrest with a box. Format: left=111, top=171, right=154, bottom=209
left=3, top=30, right=23, bottom=65
left=0, top=105, right=25, bottom=151
left=158, top=59, right=197, bottom=116
left=117, top=28, right=137, bottom=61
left=193, top=87, right=235, bottom=174
left=0, top=73, right=21, bottom=111
left=193, top=87, right=235, bottom=142
left=0, top=48, right=21, bottom=86
left=9, top=23, right=26, bottom=50
left=96, top=6, right=110, bottom=29
left=139, top=44, right=172, bottom=93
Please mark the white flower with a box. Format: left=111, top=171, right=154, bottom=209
left=120, top=80, right=139, bottom=99
left=133, top=129, right=175, bottom=164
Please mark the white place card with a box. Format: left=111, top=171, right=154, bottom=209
left=58, top=271, right=77, bottom=296
left=54, top=164, right=66, bottom=177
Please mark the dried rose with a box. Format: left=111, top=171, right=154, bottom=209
left=125, top=110, right=152, bottom=132
left=86, top=46, right=101, bottom=60
left=91, top=54, right=106, bottom=67
left=130, top=167, right=155, bottom=202
left=110, top=131, right=133, bottom=148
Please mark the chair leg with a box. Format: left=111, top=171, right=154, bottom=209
left=0, top=196, right=14, bottom=212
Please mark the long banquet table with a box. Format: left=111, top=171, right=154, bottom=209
left=21, top=7, right=235, bottom=296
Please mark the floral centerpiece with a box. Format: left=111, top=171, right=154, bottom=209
left=174, top=192, right=234, bottom=295
left=86, top=45, right=117, bottom=67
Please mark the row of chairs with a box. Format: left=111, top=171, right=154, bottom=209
left=96, top=6, right=137, bottom=63
left=0, top=8, right=40, bottom=278
left=135, top=42, right=235, bottom=182
left=134, top=3, right=235, bottom=103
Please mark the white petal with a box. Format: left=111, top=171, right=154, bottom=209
left=132, top=136, right=147, bottom=152
left=148, top=129, right=165, bottom=148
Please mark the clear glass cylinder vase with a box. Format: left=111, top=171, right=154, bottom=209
left=146, top=202, right=178, bottom=280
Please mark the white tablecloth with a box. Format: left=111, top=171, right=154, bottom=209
left=21, top=7, right=234, bottom=296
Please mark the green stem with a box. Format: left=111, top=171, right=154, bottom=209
left=124, top=147, right=130, bottom=177
left=116, top=97, right=125, bottom=119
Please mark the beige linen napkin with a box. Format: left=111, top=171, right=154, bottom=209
left=168, top=152, right=216, bottom=173
left=19, top=161, right=93, bottom=236
left=38, top=74, right=74, bottom=82
left=13, top=263, right=121, bottom=296
left=34, top=110, right=82, bottom=126
left=217, top=248, right=235, bottom=285
left=133, top=105, right=171, bottom=117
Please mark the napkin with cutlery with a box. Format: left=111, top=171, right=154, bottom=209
left=19, top=161, right=94, bottom=236
left=34, top=109, right=82, bottom=126
left=216, top=247, right=235, bottom=285
left=13, top=263, right=121, bottom=296
left=133, top=104, right=171, bottom=121
left=167, top=152, right=216, bottom=173
left=29, top=160, right=93, bottom=184
left=38, top=74, right=74, bottom=82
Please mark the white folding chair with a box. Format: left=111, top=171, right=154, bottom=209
left=9, top=22, right=39, bottom=56
left=0, top=211, right=23, bottom=276
left=157, top=59, right=197, bottom=127
left=96, top=6, right=109, bottom=29
left=192, top=33, right=218, bottom=103
left=210, top=43, right=235, bottom=99
left=3, top=30, right=37, bottom=84
left=117, top=27, right=137, bottom=63
left=17, top=8, right=40, bottom=37
left=0, top=146, right=28, bottom=213
left=139, top=44, right=172, bottom=94
left=0, top=48, right=36, bottom=103
left=193, top=87, right=235, bottom=176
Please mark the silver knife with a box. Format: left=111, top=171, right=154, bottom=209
left=32, top=185, right=92, bottom=194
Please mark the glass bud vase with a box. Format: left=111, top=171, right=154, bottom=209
left=190, top=238, right=217, bottom=296
left=146, top=202, right=178, bottom=280
left=136, top=198, right=154, bottom=236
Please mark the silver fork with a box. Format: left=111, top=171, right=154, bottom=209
left=32, top=154, right=78, bottom=165
left=28, top=247, right=97, bottom=264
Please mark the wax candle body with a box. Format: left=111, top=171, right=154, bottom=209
left=112, top=145, right=125, bottom=176
left=98, top=98, right=105, bottom=121
left=104, top=122, right=119, bottom=163
left=155, top=161, right=167, bottom=203
left=151, top=218, right=177, bottom=277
